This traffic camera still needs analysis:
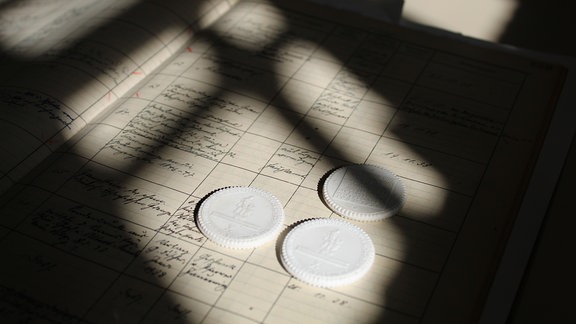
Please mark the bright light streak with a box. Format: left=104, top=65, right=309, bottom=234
left=0, top=0, right=141, bottom=58
left=402, top=0, right=518, bottom=41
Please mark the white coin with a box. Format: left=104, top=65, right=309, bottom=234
left=196, top=186, right=284, bottom=249
left=281, top=218, right=375, bottom=287
left=322, top=164, right=406, bottom=221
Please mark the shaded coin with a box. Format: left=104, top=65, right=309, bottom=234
left=322, top=164, right=405, bottom=221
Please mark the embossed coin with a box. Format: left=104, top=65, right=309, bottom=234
left=196, top=186, right=285, bottom=249
left=322, top=164, right=405, bottom=221
left=281, top=218, right=375, bottom=287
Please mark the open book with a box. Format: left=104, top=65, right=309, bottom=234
left=0, top=0, right=567, bottom=322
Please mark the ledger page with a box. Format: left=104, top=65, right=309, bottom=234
left=0, top=0, right=237, bottom=194
left=0, top=0, right=565, bottom=323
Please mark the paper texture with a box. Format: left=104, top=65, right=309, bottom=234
left=0, top=0, right=566, bottom=322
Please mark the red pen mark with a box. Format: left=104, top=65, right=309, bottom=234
left=132, top=71, right=142, bottom=75
left=134, top=91, right=140, bottom=97
left=186, top=47, right=193, bottom=53
left=106, top=91, right=112, bottom=102
left=41, top=129, right=59, bottom=146
left=46, top=138, right=60, bottom=145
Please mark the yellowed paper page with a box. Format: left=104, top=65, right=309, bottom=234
left=0, top=0, right=237, bottom=193
left=0, top=0, right=565, bottom=323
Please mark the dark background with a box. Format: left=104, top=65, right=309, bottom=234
left=486, top=1, right=575, bottom=323
left=395, top=0, right=575, bottom=321
left=404, top=0, right=576, bottom=322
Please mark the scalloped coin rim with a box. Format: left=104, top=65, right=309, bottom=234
left=281, top=218, right=375, bottom=288
left=196, top=186, right=285, bottom=249
left=322, top=164, right=406, bottom=221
